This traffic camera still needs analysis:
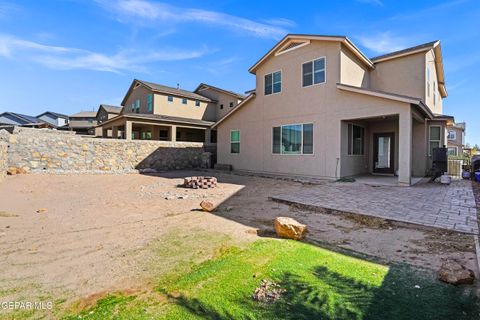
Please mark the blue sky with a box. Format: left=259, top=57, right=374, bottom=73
left=0, top=0, right=479, bottom=143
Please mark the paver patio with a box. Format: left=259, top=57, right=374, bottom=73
left=271, top=179, right=479, bottom=235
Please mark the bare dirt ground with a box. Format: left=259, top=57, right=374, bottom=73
left=0, top=170, right=477, bottom=313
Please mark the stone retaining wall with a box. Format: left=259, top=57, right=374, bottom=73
left=3, top=127, right=210, bottom=173
left=0, top=141, right=7, bottom=181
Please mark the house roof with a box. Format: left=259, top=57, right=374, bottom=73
left=371, top=40, right=447, bottom=98
left=0, top=112, right=44, bottom=125
left=98, top=113, right=215, bottom=128
left=121, top=79, right=212, bottom=106
left=70, top=111, right=97, bottom=118
left=248, top=34, right=375, bottom=74
left=194, top=83, right=246, bottom=100
left=336, top=83, right=434, bottom=119
left=36, top=111, right=69, bottom=119
left=211, top=93, right=256, bottom=129
left=100, top=104, right=122, bottom=113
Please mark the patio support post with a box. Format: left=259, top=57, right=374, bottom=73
left=205, top=128, right=211, bottom=144
left=398, top=110, right=412, bottom=186
left=112, top=126, right=118, bottom=139
left=125, top=121, right=132, bottom=141
left=170, top=125, right=177, bottom=142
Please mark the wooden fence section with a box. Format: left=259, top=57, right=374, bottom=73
left=448, top=159, right=463, bottom=177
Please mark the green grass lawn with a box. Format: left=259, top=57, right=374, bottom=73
left=63, top=239, right=480, bottom=320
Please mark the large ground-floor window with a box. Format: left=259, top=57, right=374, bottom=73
left=272, top=123, right=313, bottom=155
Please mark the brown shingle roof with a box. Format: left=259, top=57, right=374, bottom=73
left=137, top=80, right=212, bottom=102
left=70, top=111, right=97, bottom=118
left=370, top=41, right=439, bottom=61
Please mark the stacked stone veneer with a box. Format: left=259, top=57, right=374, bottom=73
left=2, top=127, right=210, bottom=173
left=0, top=141, right=7, bottom=181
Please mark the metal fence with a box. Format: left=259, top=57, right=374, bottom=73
left=448, top=159, right=463, bottom=177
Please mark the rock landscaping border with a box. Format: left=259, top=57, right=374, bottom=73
left=1, top=127, right=211, bottom=174
left=0, top=141, right=7, bottom=182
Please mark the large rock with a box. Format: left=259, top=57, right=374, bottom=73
left=438, top=260, right=475, bottom=285
left=200, top=200, right=216, bottom=212
left=274, top=217, right=307, bottom=240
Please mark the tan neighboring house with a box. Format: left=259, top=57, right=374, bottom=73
left=97, top=79, right=244, bottom=144
left=68, top=111, right=98, bottom=135
left=94, top=104, right=123, bottom=137
left=446, top=122, right=466, bottom=156
left=213, top=34, right=453, bottom=186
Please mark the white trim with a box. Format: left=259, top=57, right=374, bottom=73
left=302, top=56, right=326, bottom=88
left=275, top=40, right=310, bottom=56
left=447, top=130, right=456, bottom=140
left=264, top=70, right=282, bottom=96
left=271, top=123, right=314, bottom=156
left=447, top=146, right=458, bottom=156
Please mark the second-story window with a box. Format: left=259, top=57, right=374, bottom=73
left=147, top=94, right=153, bottom=112
left=447, top=131, right=456, bottom=140
left=182, top=98, right=187, bottom=105
left=167, top=96, right=173, bottom=102
left=229, top=102, right=234, bottom=108
left=426, top=67, right=430, bottom=97
left=220, top=104, right=224, bottom=110
left=264, top=71, right=281, bottom=95
left=195, top=100, right=200, bottom=107
left=135, top=99, right=140, bottom=113
left=433, top=81, right=436, bottom=106
left=303, top=57, right=326, bottom=87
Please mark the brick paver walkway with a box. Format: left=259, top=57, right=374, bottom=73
left=271, top=179, right=479, bottom=234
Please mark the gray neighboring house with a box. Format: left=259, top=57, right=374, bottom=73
left=0, top=112, right=49, bottom=130
left=68, top=111, right=98, bottom=135
left=36, top=111, right=69, bottom=128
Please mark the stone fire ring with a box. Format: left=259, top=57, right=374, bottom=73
left=183, top=176, right=218, bottom=189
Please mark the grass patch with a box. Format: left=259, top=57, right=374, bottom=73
left=63, top=239, right=479, bottom=320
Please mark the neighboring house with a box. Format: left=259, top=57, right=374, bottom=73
left=213, top=34, right=452, bottom=186
left=0, top=112, right=50, bottom=128
left=97, top=79, right=244, bottom=143
left=446, top=122, right=465, bottom=157
left=94, top=104, right=123, bottom=137
left=68, top=111, right=98, bottom=135
left=36, top=111, right=69, bottom=128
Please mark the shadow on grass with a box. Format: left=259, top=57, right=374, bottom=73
left=169, top=264, right=480, bottom=320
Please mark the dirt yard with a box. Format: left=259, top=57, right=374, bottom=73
left=0, top=170, right=477, bottom=313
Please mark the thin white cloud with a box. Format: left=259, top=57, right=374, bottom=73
left=356, top=32, right=411, bottom=54
left=356, top=0, right=383, bottom=6
left=0, top=1, right=20, bottom=19
left=95, top=0, right=290, bottom=39
left=389, top=0, right=468, bottom=21
left=0, top=34, right=213, bottom=73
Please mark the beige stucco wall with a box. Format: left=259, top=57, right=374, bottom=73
left=446, top=125, right=464, bottom=155
left=124, top=85, right=153, bottom=115
left=370, top=52, right=425, bottom=102
left=217, top=40, right=415, bottom=181
left=340, top=44, right=370, bottom=88
left=195, top=87, right=242, bottom=120
left=424, top=50, right=443, bottom=114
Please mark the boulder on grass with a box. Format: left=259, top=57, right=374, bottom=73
left=200, top=200, right=216, bottom=212
left=274, top=217, right=307, bottom=240
left=438, top=260, right=475, bottom=285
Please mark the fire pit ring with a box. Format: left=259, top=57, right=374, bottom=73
left=183, top=176, right=217, bottom=189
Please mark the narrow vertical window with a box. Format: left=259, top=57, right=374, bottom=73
left=348, top=124, right=364, bottom=155
left=229, top=102, right=234, bottom=108
left=220, top=104, right=224, bottom=109
left=433, top=81, right=436, bottom=106
left=195, top=100, right=200, bottom=107
left=429, top=126, right=441, bottom=155
left=264, top=73, right=273, bottom=95
left=135, top=99, right=140, bottom=113
left=147, top=94, right=153, bottom=112
left=272, top=127, right=281, bottom=154
left=426, top=67, right=430, bottom=97
left=230, top=130, right=240, bottom=153
left=303, top=123, right=314, bottom=154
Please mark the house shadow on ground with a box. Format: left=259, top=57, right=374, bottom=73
left=143, top=170, right=480, bottom=319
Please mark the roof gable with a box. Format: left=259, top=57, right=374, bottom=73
left=36, top=111, right=69, bottom=119
left=248, top=34, right=374, bottom=74
left=194, top=83, right=246, bottom=100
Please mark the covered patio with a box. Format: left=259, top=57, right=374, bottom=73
left=96, top=114, right=216, bottom=144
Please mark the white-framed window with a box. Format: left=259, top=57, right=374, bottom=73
left=167, top=96, right=173, bottom=102
left=447, top=147, right=458, bottom=156
left=426, top=67, right=430, bottom=97
left=182, top=98, right=187, bottom=104
left=447, top=130, right=456, bottom=140
left=347, top=124, right=365, bottom=155
left=303, top=57, right=326, bottom=87
left=195, top=100, right=200, bottom=107
left=272, top=123, right=313, bottom=155
left=230, top=130, right=240, bottom=153
left=264, top=71, right=281, bottom=95
left=429, top=125, right=441, bottom=155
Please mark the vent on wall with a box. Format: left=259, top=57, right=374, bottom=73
left=275, top=40, right=310, bottom=56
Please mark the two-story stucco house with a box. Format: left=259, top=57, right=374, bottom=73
left=213, top=34, right=452, bottom=186
left=446, top=122, right=466, bottom=156
left=94, top=104, right=123, bottom=137
left=97, top=79, right=244, bottom=143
